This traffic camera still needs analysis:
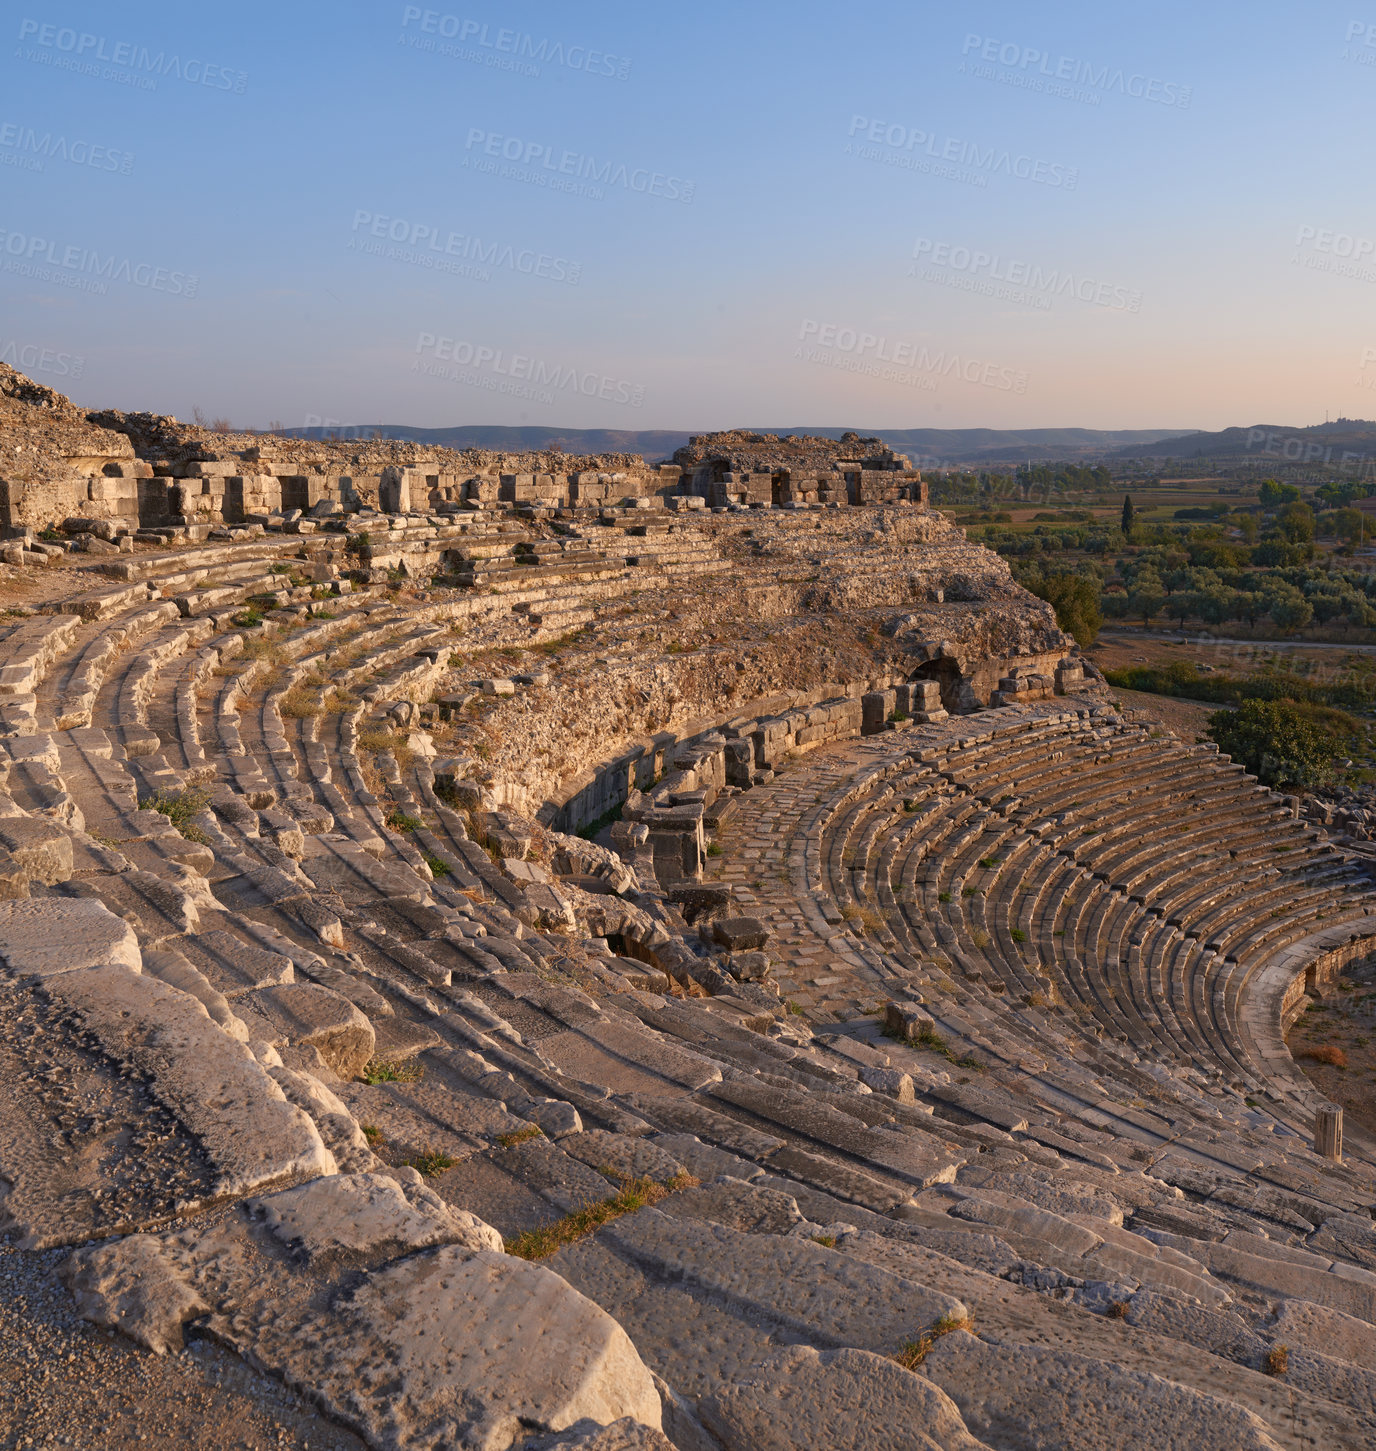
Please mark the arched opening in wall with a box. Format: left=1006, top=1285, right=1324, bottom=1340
left=911, top=657, right=964, bottom=713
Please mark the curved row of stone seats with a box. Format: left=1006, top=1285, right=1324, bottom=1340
left=782, top=703, right=1374, bottom=1132
left=6, top=545, right=1376, bottom=1444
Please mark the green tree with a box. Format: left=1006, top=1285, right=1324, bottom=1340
left=1195, top=586, right=1240, bottom=628
left=1278, top=502, right=1316, bottom=543
left=1331, top=507, right=1366, bottom=546
left=1258, top=479, right=1301, bottom=508
left=1024, top=572, right=1103, bottom=648
left=1206, top=698, right=1357, bottom=787
left=1120, top=494, right=1136, bottom=539
left=1229, top=511, right=1259, bottom=544
left=1128, top=570, right=1167, bottom=626
left=1262, top=582, right=1314, bottom=632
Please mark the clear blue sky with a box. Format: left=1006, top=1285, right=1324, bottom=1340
left=2, top=0, right=1373, bottom=433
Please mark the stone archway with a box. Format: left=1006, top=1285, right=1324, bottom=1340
left=911, top=656, right=965, bottom=713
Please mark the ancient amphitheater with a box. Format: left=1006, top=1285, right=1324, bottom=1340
left=3, top=360, right=1376, bottom=1450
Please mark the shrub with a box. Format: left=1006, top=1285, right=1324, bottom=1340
left=1263, top=1344, right=1289, bottom=1377
left=1301, top=1044, right=1347, bottom=1068
left=1207, top=698, right=1358, bottom=788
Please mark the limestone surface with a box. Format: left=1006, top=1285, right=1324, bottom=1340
left=0, top=365, right=1374, bottom=1449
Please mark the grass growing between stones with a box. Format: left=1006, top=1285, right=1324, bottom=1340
left=882, top=1019, right=950, bottom=1057
left=139, top=785, right=212, bottom=844
left=893, top=1313, right=969, bottom=1370
left=361, top=1057, right=424, bottom=1085
left=503, top=1172, right=698, bottom=1261
left=277, top=685, right=321, bottom=718
left=405, top=1150, right=457, bottom=1178
left=495, top=1125, right=544, bottom=1149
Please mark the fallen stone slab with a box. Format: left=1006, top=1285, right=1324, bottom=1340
left=217, top=1245, right=663, bottom=1450
left=43, top=964, right=334, bottom=1202
left=711, top=917, right=770, bottom=952
left=59, top=1234, right=210, bottom=1355
left=0, top=817, right=73, bottom=884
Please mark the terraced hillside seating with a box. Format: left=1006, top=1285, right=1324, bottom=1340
left=1, top=425, right=1376, bottom=1446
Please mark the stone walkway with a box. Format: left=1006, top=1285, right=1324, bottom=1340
left=706, top=737, right=903, bottom=1021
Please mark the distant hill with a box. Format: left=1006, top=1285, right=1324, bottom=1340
left=1106, top=419, right=1376, bottom=464
left=283, top=423, right=1187, bottom=466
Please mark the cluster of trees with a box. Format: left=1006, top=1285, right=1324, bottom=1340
left=1014, top=463, right=1114, bottom=498
left=1102, top=550, right=1376, bottom=633
left=1316, top=477, right=1376, bottom=508
left=927, top=471, right=1024, bottom=505
left=928, top=462, right=1116, bottom=507
left=1103, top=658, right=1376, bottom=712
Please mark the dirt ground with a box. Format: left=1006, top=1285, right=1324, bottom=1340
left=1285, top=961, right=1376, bottom=1144
left=0, top=1245, right=366, bottom=1451
left=1105, top=687, right=1220, bottom=742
